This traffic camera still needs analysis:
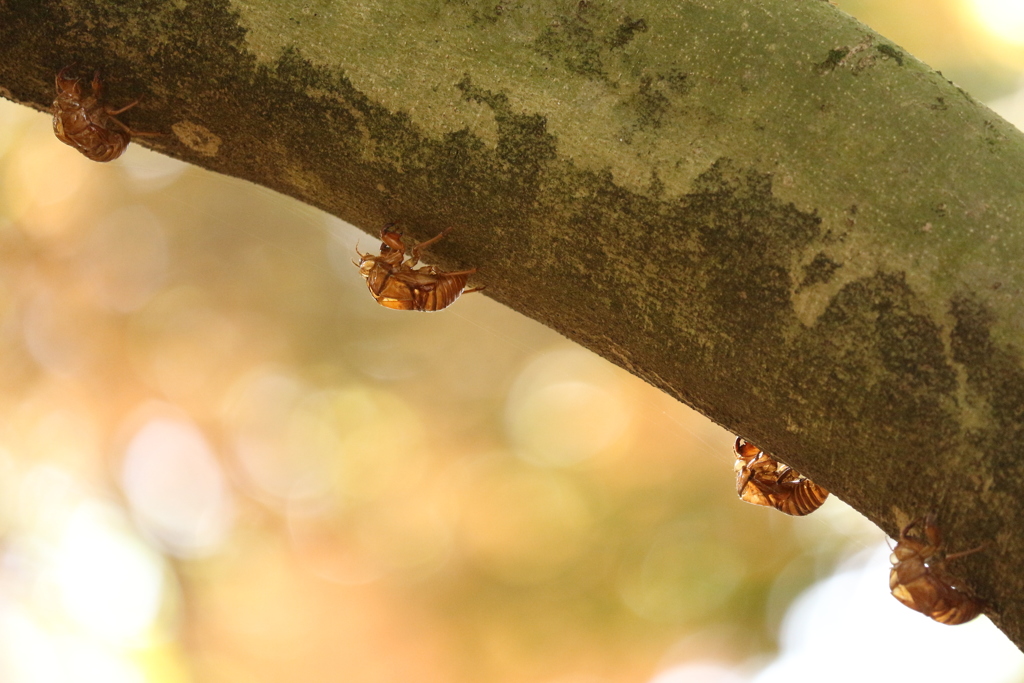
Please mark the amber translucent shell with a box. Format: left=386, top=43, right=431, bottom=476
left=356, top=227, right=483, bottom=312
left=733, top=438, right=829, bottom=516
left=52, top=67, right=151, bottom=162
left=889, top=515, right=984, bottom=625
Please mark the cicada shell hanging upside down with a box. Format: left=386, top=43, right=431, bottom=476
left=733, top=438, right=829, bottom=516
left=889, top=514, right=985, bottom=625
left=355, top=227, right=484, bottom=311
left=52, top=66, right=157, bottom=162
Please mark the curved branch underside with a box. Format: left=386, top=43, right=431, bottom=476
left=2, top=0, right=1024, bottom=649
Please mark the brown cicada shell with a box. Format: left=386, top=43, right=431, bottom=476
left=355, top=227, right=484, bottom=311
left=733, top=438, right=829, bottom=516
left=889, top=514, right=985, bottom=625
left=52, top=66, right=156, bottom=162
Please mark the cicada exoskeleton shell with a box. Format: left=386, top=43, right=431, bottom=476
left=355, top=227, right=483, bottom=311
left=52, top=66, right=155, bottom=162
left=733, top=438, right=829, bottom=516
left=889, top=514, right=984, bottom=625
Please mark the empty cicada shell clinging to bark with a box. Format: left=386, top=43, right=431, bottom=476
left=355, top=227, right=484, bottom=311
left=52, top=66, right=155, bottom=162
left=733, top=438, right=829, bottom=516
left=889, top=514, right=985, bottom=625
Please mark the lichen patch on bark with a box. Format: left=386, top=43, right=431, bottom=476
left=171, top=121, right=222, bottom=156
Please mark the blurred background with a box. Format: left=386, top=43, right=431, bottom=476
left=0, top=1, right=1022, bottom=682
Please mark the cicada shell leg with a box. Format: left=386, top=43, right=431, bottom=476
left=410, top=227, right=454, bottom=263
left=106, top=113, right=161, bottom=138
left=106, top=99, right=139, bottom=116
left=90, top=70, right=104, bottom=97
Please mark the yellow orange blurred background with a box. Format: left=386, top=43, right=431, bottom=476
left=0, top=2, right=1022, bottom=682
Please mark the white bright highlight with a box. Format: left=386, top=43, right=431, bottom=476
left=753, top=544, right=1024, bottom=683
left=969, top=0, right=1024, bottom=45
left=53, top=502, right=166, bottom=644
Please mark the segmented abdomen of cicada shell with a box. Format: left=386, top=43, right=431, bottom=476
left=931, top=597, right=983, bottom=625
left=771, top=477, right=830, bottom=516
left=889, top=565, right=982, bottom=625
left=409, top=271, right=471, bottom=311
left=55, top=121, right=130, bottom=162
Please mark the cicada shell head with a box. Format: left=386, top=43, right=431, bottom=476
left=733, top=438, right=762, bottom=462
left=54, top=66, right=84, bottom=102
left=357, top=254, right=377, bottom=278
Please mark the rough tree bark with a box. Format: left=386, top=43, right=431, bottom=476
left=2, top=0, right=1024, bottom=650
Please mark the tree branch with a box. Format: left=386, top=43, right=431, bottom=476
left=3, top=0, right=1024, bottom=649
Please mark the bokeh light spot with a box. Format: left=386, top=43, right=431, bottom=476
left=22, top=288, right=104, bottom=377
left=506, top=348, right=631, bottom=467
left=121, top=409, right=234, bottom=557
left=649, top=662, right=748, bottom=683
left=224, top=368, right=317, bottom=501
